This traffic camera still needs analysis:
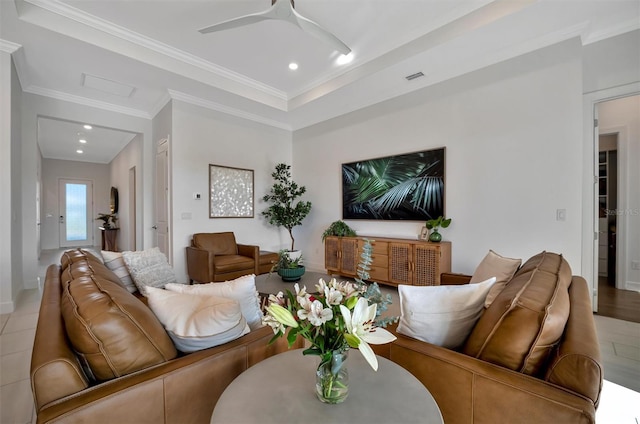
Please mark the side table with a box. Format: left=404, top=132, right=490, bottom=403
left=211, top=349, right=443, bottom=424
left=100, top=227, right=119, bottom=251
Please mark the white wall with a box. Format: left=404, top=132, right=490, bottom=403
left=169, top=100, right=292, bottom=282
left=293, top=39, right=584, bottom=275
left=109, top=134, right=143, bottom=251
left=598, top=95, right=640, bottom=291
left=0, top=51, right=22, bottom=313
left=583, top=30, right=640, bottom=94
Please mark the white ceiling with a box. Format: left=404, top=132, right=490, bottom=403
left=1, top=0, right=638, bottom=163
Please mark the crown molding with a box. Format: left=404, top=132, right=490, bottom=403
left=22, top=0, right=287, bottom=102
left=24, top=85, right=153, bottom=119
left=0, top=39, right=22, bottom=53
left=168, top=90, right=291, bottom=131
left=149, top=92, right=172, bottom=120
left=582, top=18, right=640, bottom=46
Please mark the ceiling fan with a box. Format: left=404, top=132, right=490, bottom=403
left=198, top=0, right=351, bottom=55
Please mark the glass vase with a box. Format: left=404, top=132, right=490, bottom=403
left=429, top=229, right=442, bottom=242
left=315, top=350, right=349, bottom=404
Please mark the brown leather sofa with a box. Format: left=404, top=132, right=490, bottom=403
left=186, top=232, right=259, bottom=283
left=30, top=249, right=301, bottom=424
left=374, top=251, right=603, bottom=424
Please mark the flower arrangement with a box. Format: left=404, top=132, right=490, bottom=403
left=263, top=237, right=398, bottom=403
left=263, top=279, right=396, bottom=371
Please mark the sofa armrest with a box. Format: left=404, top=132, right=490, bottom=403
left=237, top=244, right=259, bottom=274
left=35, top=326, right=302, bottom=424
left=388, top=334, right=596, bottom=424
left=440, top=272, right=471, bottom=285
left=186, top=246, right=214, bottom=283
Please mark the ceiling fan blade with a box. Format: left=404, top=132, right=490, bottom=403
left=291, top=9, right=351, bottom=55
left=198, top=14, right=272, bottom=34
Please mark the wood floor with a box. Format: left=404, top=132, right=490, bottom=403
left=596, top=276, right=640, bottom=323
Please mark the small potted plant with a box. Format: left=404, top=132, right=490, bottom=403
left=96, top=213, right=118, bottom=229
left=425, top=216, right=451, bottom=242
left=321, top=220, right=356, bottom=241
left=271, top=249, right=306, bottom=282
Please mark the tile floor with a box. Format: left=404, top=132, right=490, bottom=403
left=1, top=250, right=638, bottom=423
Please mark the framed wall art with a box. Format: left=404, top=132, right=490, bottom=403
left=209, top=164, right=254, bottom=218
left=342, top=147, right=445, bottom=221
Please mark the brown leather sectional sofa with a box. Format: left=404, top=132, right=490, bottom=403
left=30, top=249, right=302, bottom=424
left=374, top=251, right=603, bottom=424
left=31, top=249, right=602, bottom=424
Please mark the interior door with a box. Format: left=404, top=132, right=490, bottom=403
left=59, top=179, right=93, bottom=248
left=155, top=138, right=170, bottom=262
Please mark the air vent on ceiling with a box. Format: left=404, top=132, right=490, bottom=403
left=82, top=73, right=135, bottom=97
left=405, top=72, right=425, bottom=81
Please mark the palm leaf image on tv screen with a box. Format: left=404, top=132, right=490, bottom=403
left=342, top=148, right=445, bottom=221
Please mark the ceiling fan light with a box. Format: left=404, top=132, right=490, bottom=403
left=83, top=124, right=92, bottom=130
left=336, top=53, right=353, bottom=65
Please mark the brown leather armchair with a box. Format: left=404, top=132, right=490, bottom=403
left=186, top=232, right=259, bottom=283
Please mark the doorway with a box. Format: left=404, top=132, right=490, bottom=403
left=58, top=178, right=93, bottom=247
left=594, top=95, right=640, bottom=323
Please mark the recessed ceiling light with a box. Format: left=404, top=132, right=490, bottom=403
left=288, top=62, right=299, bottom=71
left=79, top=139, right=87, bottom=144
left=83, top=124, right=92, bottom=130
left=336, top=53, right=353, bottom=65
left=76, top=149, right=84, bottom=154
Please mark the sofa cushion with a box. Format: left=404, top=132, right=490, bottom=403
left=463, top=251, right=572, bottom=376
left=122, top=247, right=178, bottom=295
left=397, top=277, right=497, bottom=349
left=60, top=249, right=122, bottom=286
left=192, top=232, right=238, bottom=256
left=145, top=287, right=250, bottom=353
left=101, top=250, right=137, bottom=293
left=60, top=273, right=177, bottom=381
left=470, top=250, right=521, bottom=307
left=166, top=274, right=263, bottom=330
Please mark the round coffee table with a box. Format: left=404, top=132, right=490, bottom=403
left=211, top=348, right=443, bottom=424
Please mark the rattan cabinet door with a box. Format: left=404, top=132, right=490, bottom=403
left=389, top=242, right=412, bottom=285
left=339, top=238, right=359, bottom=276
left=324, top=236, right=340, bottom=273
left=414, top=244, right=440, bottom=286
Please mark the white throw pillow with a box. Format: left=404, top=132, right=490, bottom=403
left=165, top=274, right=263, bottom=330
left=121, top=247, right=178, bottom=295
left=145, top=287, right=250, bottom=353
left=101, top=250, right=137, bottom=293
left=470, top=250, right=521, bottom=307
left=397, top=277, right=497, bottom=349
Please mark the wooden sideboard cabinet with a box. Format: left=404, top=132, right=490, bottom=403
left=324, top=236, right=451, bottom=287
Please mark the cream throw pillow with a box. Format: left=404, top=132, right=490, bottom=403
left=101, top=250, right=136, bottom=293
left=397, top=277, right=497, bottom=349
left=145, top=287, right=250, bottom=353
left=470, top=250, right=521, bottom=307
left=165, top=274, right=263, bottom=330
left=121, top=247, right=179, bottom=295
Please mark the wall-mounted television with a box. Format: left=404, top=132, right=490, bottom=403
left=342, top=147, right=445, bottom=221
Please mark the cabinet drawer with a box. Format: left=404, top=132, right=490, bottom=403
left=368, top=266, right=388, bottom=282
left=368, top=241, right=388, bottom=255
left=370, top=253, right=388, bottom=268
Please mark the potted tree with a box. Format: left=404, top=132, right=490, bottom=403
left=425, top=216, right=451, bottom=242
left=262, top=163, right=312, bottom=257
left=270, top=249, right=305, bottom=282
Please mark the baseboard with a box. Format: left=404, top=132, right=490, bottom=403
left=0, top=300, right=15, bottom=314
left=626, top=281, right=640, bottom=293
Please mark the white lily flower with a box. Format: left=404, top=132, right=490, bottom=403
left=340, top=297, right=396, bottom=371
left=324, top=286, right=343, bottom=305
left=299, top=299, right=333, bottom=327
